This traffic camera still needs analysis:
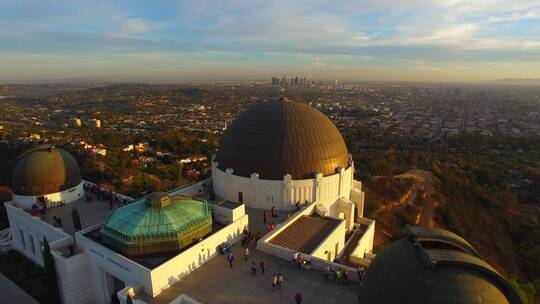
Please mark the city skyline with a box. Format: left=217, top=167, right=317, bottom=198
left=2, top=0, right=540, bottom=82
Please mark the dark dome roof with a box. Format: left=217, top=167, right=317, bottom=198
left=215, top=99, right=350, bottom=180
left=358, top=227, right=521, bottom=304
left=10, top=145, right=82, bottom=196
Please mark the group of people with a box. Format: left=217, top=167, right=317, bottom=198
left=325, top=265, right=350, bottom=285
left=83, top=182, right=132, bottom=209
left=294, top=200, right=310, bottom=211
left=271, top=273, right=284, bottom=290
left=52, top=216, right=63, bottom=228
left=241, top=227, right=263, bottom=248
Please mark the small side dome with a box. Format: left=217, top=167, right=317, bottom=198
left=10, top=145, right=82, bottom=196
left=358, top=226, right=522, bottom=304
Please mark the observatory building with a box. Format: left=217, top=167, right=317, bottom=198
left=213, top=98, right=363, bottom=214
left=1, top=100, right=520, bottom=304
left=10, top=145, right=84, bottom=209
left=358, top=226, right=522, bottom=304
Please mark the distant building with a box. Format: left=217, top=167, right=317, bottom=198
left=69, top=117, right=82, bottom=128
left=88, top=118, right=101, bottom=129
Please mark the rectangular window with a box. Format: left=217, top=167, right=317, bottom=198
left=19, top=229, right=26, bottom=248
left=29, top=235, right=35, bottom=254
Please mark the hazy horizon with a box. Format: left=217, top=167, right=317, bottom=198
left=2, top=0, right=540, bottom=82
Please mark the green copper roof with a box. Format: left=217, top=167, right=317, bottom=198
left=100, top=193, right=212, bottom=257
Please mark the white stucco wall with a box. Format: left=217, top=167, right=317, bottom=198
left=53, top=250, right=95, bottom=304
left=212, top=159, right=354, bottom=211
left=76, top=225, right=153, bottom=304
left=311, top=218, right=346, bottom=261
left=5, top=202, right=72, bottom=266
left=12, top=182, right=84, bottom=209
left=350, top=218, right=375, bottom=258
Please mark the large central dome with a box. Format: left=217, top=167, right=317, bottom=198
left=215, top=98, right=350, bottom=180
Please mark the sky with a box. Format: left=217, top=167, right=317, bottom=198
left=1, top=0, right=540, bottom=82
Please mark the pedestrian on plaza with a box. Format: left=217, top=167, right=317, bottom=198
left=263, top=210, right=268, bottom=224
left=244, top=247, right=250, bottom=261
left=53, top=216, right=59, bottom=227
left=297, top=254, right=303, bottom=270
left=357, top=266, right=365, bottom=283
left=272, top=274, right=278, bottom=291
left=292, top=251, right=298, bottom=265
left=335, top=268, right=342, bottom=284
left=295, top=290, right=303, bottom=304
left=260, top=260, right=266, bottom=274
left=277, top=273, right=284, bottom=290
left=271, top=206, right=277, bottom=217
left=227, top=253, right=234, bottom=267
left=326, top=265, right=333, bottom=280
left=57, top=217, right=63, bottom=228
left=251, top=261, right=257, bottom=275
left=343, top=269, right=349, bottom=285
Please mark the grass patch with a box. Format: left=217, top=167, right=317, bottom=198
left=0, top=250, right=53, bottom=304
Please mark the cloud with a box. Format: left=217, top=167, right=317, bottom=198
left=2, top=0, right=540, bottom=81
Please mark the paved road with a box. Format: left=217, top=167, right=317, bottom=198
left=0, top=273, right=39, bottom=304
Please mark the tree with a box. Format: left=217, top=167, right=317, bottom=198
left=43, top=237, right=61, bottom=304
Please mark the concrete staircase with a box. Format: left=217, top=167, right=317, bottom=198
left=269, top=215, right=339, bottom=254
left=0, top=228, right=12, bottom=253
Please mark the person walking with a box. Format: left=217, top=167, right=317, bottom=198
left=271, top=206, right=277, bottom=217
left=244, top=247, right=250, bottom=261
left=325, top=265, right=333, bottom=280
left=251, top=261, right=257, bottom=275
left=295, top=290, right=303, bottom=304
left=277, top=273, right=284, bottom=290
left=260, top=260, right=266, bottom=275
left=263, top=210, right=268, bottom=224
left=335, top=268, right=342, bottom=284
left=342, top=269, right=349, bottom=285
left=227, top=253, right=234, bottom=267
left=272, top=274, right=278, bottom=291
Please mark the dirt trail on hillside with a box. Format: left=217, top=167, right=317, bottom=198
left=395, top=169, right=439, bottom=227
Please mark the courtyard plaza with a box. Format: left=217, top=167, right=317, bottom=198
left=25, top=190, right=117, bottom=236
left=139, top=241, right=359, bottom=304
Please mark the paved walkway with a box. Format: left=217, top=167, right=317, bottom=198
left=0, top=273, right=38, bottom=304
left=150, top=242, right=359, bottom=304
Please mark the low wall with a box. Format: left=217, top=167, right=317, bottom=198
left=168, top=179, right=212, bottom=197
left=150, top=214, right=249, bottom=296
left=311, top=218, right=346, bottom=261
left=257, top=240, right=363, bottom=282
left=351, top=218, right=375, bottom=258
left=5, top=202, right=72, bottom=266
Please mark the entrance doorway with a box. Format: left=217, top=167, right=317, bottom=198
left=106, top=272, right=125, bottom=304
left=238, top=192, right=243, bottom=203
